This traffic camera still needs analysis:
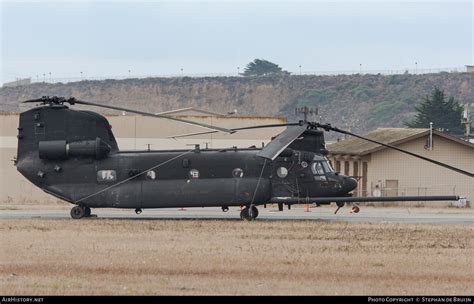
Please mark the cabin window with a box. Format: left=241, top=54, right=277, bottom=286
left=146, top=170, right=156, bottom=180
left=277, top=167, right=288, bottom=178
left=97, top=170, right=117, bottom=182
left=232, top=168, right=244, bottom=178
left=182, top=159, right=190, bottom=168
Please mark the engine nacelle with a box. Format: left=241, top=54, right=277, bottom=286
left=39, top=137, right=111, bottom=160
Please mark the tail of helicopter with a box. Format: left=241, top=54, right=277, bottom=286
left=17, top=104, right=118, bottom=159
left=16, top=103, right=119, bottom=202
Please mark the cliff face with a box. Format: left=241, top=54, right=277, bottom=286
left=1, top=73, right=473, bottom=134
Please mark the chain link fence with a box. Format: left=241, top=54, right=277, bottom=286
left=22, top=66, right=468, bottom=85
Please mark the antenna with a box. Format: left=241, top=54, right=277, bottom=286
left=295, top=106, right=318, bottom=122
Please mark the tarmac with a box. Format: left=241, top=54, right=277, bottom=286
left=1, top=204, right=473, bottom=224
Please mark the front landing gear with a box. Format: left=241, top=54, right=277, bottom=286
left=70, top=205, right=92, bottom=219
left=240, top=206, right=259, bottom=221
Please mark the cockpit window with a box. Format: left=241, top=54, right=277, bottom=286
left=311, top=162, right=325, bottom=175
left=311, top=162, right=327, bottom=181
left=322, top=160, right=334, bottom=173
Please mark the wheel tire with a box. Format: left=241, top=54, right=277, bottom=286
left=84, top=207, right=91, bottom=217
left=240, top=206, right=259, bottom=221
left=70, top=206, right=85, bottom=219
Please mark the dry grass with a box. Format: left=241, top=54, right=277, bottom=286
left=0, top=219, right=472, bottom=295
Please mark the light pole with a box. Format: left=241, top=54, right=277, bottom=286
left=415, top=62, right=418, bottom=74
left=359, top=64, right=362, bottom=73
left=299, top=65, right=302, bottom=75
left=43, top=73, right=46, bottom=83
left=128, top=70, right=131, bottom=78
left=80, top=71, right=83, bottom=80
left=180, top=68, right=183, bottom=76
left=237, top=66, right=240, bottom=76
left=49, top=72, right=52, bottom=82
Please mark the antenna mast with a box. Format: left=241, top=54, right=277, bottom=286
left=295, top=106, right=318, bottom=122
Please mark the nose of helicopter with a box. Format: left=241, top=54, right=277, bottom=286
left=342, top=176, right=358, bottom=193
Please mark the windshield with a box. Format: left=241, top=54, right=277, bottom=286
left=311, top=161, right=327, bottom=181
left=311, top=162, right=325, bottom=175
left=322, top=160, right=334, bottom=172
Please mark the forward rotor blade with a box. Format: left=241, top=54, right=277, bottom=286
left=318, top=124, right=474, bottom=178
left=256, top=123, right=308, bottom=160
left=168, top=123, right=302, bottom=139
left=271, top=195, right=460, bottom=204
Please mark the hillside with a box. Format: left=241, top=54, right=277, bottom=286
left=1, top=73, right=473, bottom=136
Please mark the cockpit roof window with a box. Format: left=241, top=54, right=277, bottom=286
left=313, top=155, right=326, bottom=161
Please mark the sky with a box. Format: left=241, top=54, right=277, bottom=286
left=1, top=0, right=473, bottom=84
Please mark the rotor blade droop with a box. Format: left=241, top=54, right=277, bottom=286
left=256, top=124, right=308, bottom=160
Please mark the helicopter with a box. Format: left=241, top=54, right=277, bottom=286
left=15, top=96, right=471, bottom=220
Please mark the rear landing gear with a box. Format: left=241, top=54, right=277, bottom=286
left=240, top=206, right=259, bottom=221
left=84, top=207, right=91, bottom=217
left=70, top=205, right=92, bottom=219
left=71, top=206, right=84, bottom=219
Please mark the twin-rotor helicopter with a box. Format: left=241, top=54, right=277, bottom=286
left=16, top=96, right=469, bottom=220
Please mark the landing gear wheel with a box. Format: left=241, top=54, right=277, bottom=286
left=70, top=206, right=85, bottom=219
left=240, top=206, right=259, bottom=221
left=84, top=207, right=91, bottom=217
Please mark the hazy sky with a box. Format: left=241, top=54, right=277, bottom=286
left=1, top=0, right=473, bottom=84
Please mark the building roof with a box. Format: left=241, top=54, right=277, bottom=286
left=327, top=128, right=474, bottom=155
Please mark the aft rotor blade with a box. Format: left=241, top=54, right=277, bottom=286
left=256, top=123, right=308, bottom=160
left=271, top=195, right=460, bottom=204
left=23, top=97, right=234, bottom=134
left=168, top=123, right=302, bottom=139
left=317, top=123, right=474, bottom=178
left=72, top=99, right=235, bottom=134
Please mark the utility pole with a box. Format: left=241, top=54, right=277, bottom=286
left=461, top=103, right=472, bottom=141
left=342, top=115, right=359, bottom=139
left=428, top=122, right=433, bottom=150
